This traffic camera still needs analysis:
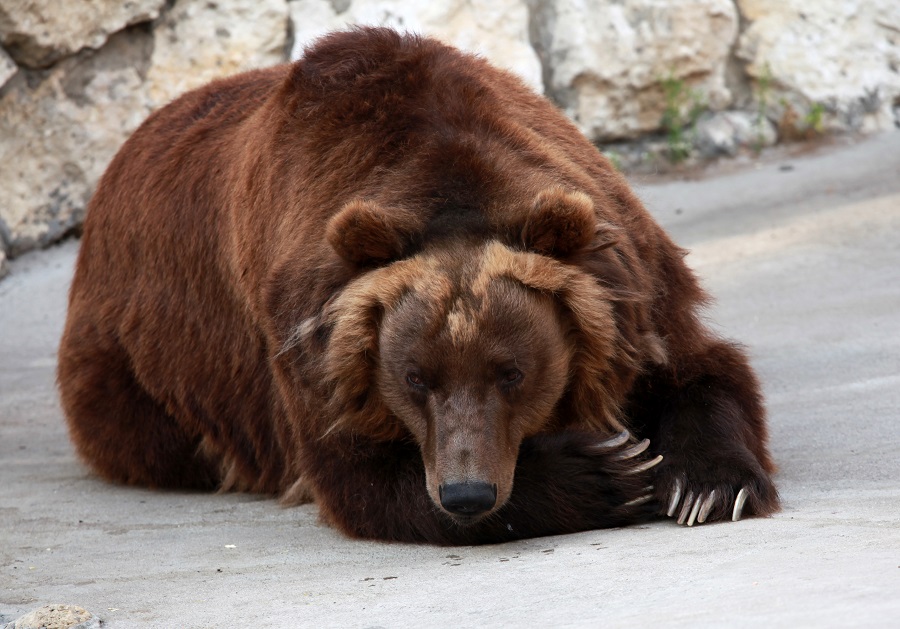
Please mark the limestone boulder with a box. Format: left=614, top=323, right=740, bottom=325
left=0, top=28, right=154, bottom=257
left=532, top=0, right=739, bottom=141
left=0, top=0, right=165, bottom=68
left=0, top=0, right=291, bottom=261
left=288, top=0, right=543, bottom=94
left=145, top=0, right=289, bottom=108
left=693, top=110, right=777, bottom=158
left=736, top=0, right=900, bottom=132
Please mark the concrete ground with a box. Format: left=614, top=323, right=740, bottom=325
left=2, top=132, right=899, bottom=628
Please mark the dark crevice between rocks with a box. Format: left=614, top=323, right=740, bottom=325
left=524, top=0, right=558, bottom=104
left=284, top=3, right=296, bottom=61
left=724, top=4, right=754, bottom=111
left=0, top=216, right=13, bottom=253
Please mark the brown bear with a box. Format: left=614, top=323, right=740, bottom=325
left=57, top=27, right=778, bottom=544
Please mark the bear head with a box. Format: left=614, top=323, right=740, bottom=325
left=290, top=187, right=635, bottom=524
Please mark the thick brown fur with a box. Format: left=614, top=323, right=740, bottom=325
left=58, top=28, right=778, bottom=544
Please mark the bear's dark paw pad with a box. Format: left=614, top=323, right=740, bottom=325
left=660, top=475, right=778, bottom=527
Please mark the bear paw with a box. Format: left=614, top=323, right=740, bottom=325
left=591, top=430, right=664, bottom=510
left=656, top=459, right=778, bottom=526
left=510, top=429, right=665, bottom=534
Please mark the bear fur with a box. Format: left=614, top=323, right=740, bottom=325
left=57, top=28, right=778, bottom=544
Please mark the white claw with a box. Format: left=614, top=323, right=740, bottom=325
left=625, top=454, right=663, bottom=475
left=593, top=430, right=630, bottom=450
left=624, top=493, right=655, bottom=507
left=698, top=489, right=717, bottom=524
left=732, top=487, right=749, bottom=521
left=677, top=491, right=695, bottom=525
left=667, top=479, right=683, bottom=517
left=687, top=495, right=702, bottom=527
left=613, top=438, right=650, bottom=460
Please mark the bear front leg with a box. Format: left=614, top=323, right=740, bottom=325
left=631, top=340, right=779, bottom=526
left=301, top=431, right=662, bottom=544
left=489, top=430, right=663, bottom=540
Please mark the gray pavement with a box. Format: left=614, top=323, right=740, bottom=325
left=2, top=132, right=899, bottom=628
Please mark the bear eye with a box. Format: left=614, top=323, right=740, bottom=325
left=500, top=368, right=524, bottom=387
left=406, top=372, right=426, bottom=390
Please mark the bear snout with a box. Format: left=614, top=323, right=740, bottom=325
left=438, top=481, right=498, bottom=519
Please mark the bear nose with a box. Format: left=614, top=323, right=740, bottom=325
left=439, top=481, right=497, bottom=516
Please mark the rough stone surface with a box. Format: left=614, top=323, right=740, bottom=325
left=0, top=44, right=15, bottom=87
left=0, top=27, right=153, bottom=257
left=694, top=110, right=778, bottom=157
left=0, top=0, right=165, bottom=68
left=288, top=0, right=543, bottom=93
left=736, top=0, right=900, bottom=133
left=534, top=0, right=739, bottom=141
left=6, top=604, right=99, bottom=629
left=0, top=0, right=289, bottom=259
left=145, top=0, right=289, bottom=108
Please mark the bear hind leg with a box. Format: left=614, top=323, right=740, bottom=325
left=58, top=322, right=219, bottom=490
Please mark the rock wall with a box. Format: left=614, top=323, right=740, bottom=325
left=736, top=0, right=900, bottom=133
left=289, top=0, right=543, bottom=93
left=533, top=0, right=739, bottom=141
left=1, top=0, right=898, bottom=273
left=0, top=0, right=166, bottom=68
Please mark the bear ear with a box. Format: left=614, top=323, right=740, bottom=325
left=326, top=199, right=422, bottom=265
left=522, top=188, right=611, bottom=256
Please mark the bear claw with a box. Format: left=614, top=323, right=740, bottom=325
left=625, top=454, right=663, bottom=475
left=593, top=429, right=631, bottom=450
left=666, top=484, right=753, bottom=526
left=623, top=492, right=655, bottom=507
left=667, top=479, right=683, bottom=517
left=676, top=490, right=695, bottom=524
left=732, top=487, right=749, bottom=521
left=614, top=438, right=650, bottom=460
left=697, top=490, right=717, bottom=524
left=622, top=484, right=655, bottom=507
left=687, top=496, right=702, bottom=526
left=683, top=490, right=717, bottom=526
